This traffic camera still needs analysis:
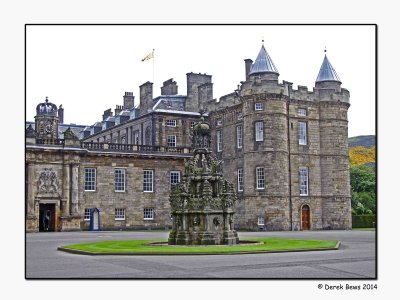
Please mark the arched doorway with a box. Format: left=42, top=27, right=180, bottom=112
left=301, top=205, right=310, bottom=230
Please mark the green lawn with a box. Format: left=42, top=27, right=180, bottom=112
left=60, top=238, right=338, bottom=255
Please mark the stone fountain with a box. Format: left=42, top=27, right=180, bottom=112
left=168, top=113, right=239, bottom=245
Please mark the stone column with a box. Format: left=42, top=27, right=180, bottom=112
left=26, top=163, right=35, bottom=217
left=62, top=163, right=70, bottom=217
left=71, top=164, right=79, bottom=215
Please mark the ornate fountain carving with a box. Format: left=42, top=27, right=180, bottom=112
left=168, top=112, right=239, bottom=245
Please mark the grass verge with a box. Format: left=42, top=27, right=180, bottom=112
left=59, top=238, right=339, bottom=255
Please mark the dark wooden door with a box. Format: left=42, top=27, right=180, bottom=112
left=301, top=205, right=310, bottom=230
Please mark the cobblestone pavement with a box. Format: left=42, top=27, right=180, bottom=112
left=26, top=230, right=376, bottom=279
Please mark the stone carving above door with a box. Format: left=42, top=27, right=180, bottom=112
left=37, top=168, right=60, bottom=196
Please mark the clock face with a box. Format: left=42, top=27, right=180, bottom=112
left=45, top=121, right=53, bottom=133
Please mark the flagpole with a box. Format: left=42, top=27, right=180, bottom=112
left=152, top=49, right=155, bottom=84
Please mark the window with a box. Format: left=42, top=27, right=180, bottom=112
left=134, top=131, right=140, bottom=145
left=298, top=108, right=307, bottom=116
left=114, top=169, right=125, bottom=192
left=170, top=171, right=181, bottom=187
left=299, top=167, right=309, bottom=196
left=84, top=208, right=91, bottom=221
left=115, top=208, right=125, bottom=220
left=190, top=121, right=196, bottom=129
left=256, top=167, right=265, bottom=189
left=255, top=103, right=264, bottom=111
left=84, top=168, right=96, bottom=191
left=298, top=122, right=307, bottom=145
left=216, top=130, right=223, bottom=152
left=236, top=125, right=243, bottom=149
left=255, top=121, right=264, bottom=141
left=166, top=119, right=177, bottom=127
left=258, top=217, right=265, bottom=226
left=167, top=135, right=176, bottom=147
left=216, top=119, right=223, bottom=126
left=237, top=169, right=244, bottom=192
left=144, top=208, right=155, bottom=220
left=143, top=170, right=154, bottom=192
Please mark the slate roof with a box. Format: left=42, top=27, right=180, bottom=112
left=249, top=44, right=279, bottom=76
left=316, top=54, right=341, bottom=83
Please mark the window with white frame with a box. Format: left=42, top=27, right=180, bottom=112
left=170, top=171, right=181, bottom=187
left=115, top=208, right=125, bottom=220
left=298, top=122, right=307, bottom=145
left=236, top=125, right=243, bottom=149
left=143, top=170, right=154, bottom=192
left=114, top=168, right=125, bottom=192
left=166, top=119, right=177, bottom=127
left=84, top=168, right=96, bottom=191
left=237, top=169, right=244, bottom=192
left=298, top=108, right=307, bottom=116
left=144, top=208, right=155, bottom=220
left=258, top=216, right=265, bottom=226
left=84, top=208, right=91, bottom=221
left=256, top=167, right=265, bottom=189
left=217, top=130, right=223, bottom=152
left=255, top=103, right=264, bottom=111
left=167, top=135, right=176, bottom=147
left=299, top=167, right=309, bottom=196
left=255, top=121, right=264, bottom=141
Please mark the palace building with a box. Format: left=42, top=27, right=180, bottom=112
left=25, top=43, right=351, bottom=232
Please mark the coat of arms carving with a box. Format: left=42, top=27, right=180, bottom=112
left=37, top=168, right=60, bottom=195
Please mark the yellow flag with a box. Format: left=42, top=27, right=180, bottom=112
left=141, top=50, right=154, bottom=62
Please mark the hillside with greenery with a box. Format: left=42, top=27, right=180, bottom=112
left=348, top=135, right=376, bottom=219
left=348, top=135, right=375, bottom=148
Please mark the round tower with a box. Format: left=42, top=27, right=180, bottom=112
left=315, top=53, right=352, bottom=229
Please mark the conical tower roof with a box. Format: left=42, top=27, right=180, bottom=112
left=315, top=54, right=341, bottom=84
left=249, top=44, right=279, bottom=76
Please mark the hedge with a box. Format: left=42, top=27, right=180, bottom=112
left=352, top=214, right=376, bottom=228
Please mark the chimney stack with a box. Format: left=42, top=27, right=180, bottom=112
left=58, top=105, right=64, bottom=124
left=244, top=59, right=253, bottom=81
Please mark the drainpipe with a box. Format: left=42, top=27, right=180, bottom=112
left=286, top=82, right=293, bottom=231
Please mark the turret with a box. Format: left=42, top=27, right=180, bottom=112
left=34, top=97, right=59, bottom=139
left=315, top=51, right=342, bottom=92
left=248, top=43, right=279, bottom=81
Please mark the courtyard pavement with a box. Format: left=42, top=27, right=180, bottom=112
left=25, top=230, right=376, bottom=279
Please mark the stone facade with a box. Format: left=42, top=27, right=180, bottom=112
left=26, top=143, right=189, bottom=232
left=25, top=44, right=351, bottom=232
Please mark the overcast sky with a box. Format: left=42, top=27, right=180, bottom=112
left=26, top=25, right=375, bottom=137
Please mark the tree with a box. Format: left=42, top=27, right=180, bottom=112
left=350, top=165, right=376, bottom=215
